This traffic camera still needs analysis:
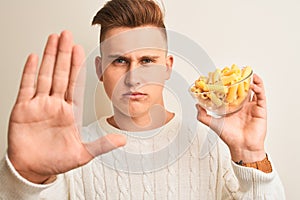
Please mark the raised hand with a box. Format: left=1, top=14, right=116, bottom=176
left=7, top=31, right=126, bottom=184
left=197, top=74, right=267, bottom=163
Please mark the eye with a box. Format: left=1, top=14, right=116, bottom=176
left=141, top=58, right=153, bottom=64
left=113, top=58, right=128, bottom=65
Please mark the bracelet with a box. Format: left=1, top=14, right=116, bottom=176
left=235, top=154, right=273, bottom=173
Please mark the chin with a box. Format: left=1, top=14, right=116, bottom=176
left=128, top=106, right=149, bottom=118
left=113, top=101, right=149, bottom=118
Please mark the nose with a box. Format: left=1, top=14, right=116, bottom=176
left=124, top=63, right=142, bottom=87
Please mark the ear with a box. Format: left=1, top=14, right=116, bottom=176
left=165, top=55, right=174, bottom=80
left=95, top=56, right=103, bottom=82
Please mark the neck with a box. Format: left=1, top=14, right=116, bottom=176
left=108, top=106, right=174, bottom=132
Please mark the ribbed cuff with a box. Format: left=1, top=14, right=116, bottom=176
left=231, top=156, right=285, bottom=199
left=0, top=154, right=58, bottom=199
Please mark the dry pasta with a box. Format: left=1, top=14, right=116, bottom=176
left=206, top=84, right=228, bottom=93
left=237, top=81, right=246, bottom=97
left=226, top=84, right=238, bottom=103
left=210, top=92, right=223, bottom=107
left=191, top=64, right=253, bottom=109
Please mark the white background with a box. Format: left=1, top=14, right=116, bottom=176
left=0, top=0, right=299, bottom=199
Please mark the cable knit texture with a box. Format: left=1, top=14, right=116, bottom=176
left=0, top=115, right=285, bottom=199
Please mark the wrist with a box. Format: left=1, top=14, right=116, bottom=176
left=8, top=154, right=53, bottom=184
left=17, top=170, right=55, bottom=184
left=230, top=148, right=266, bottom=163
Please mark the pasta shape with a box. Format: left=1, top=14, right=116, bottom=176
left=226, top=84, right=238, bottom=103
left=191, top=64, right=253, bottom=110
left=210, top=92, right=223, bottom=107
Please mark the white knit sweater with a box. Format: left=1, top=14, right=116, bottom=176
left=0, top=115, right=285, bottom=199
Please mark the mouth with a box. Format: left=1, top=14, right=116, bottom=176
left=122, top=91, right=148, bottom=100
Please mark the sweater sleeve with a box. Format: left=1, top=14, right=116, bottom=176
left=221, top=150, right=286, bottom=199
left=0, top=154, right=69, bottom=200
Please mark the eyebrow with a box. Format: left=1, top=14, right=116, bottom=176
left=107, top=54, right=122, bottom=58
left=140, top=55, right=160, bottom=60
left=107, top=54, right=160, bottom=60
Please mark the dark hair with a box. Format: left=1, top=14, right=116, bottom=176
left=92, top=0, right=166, bottom=42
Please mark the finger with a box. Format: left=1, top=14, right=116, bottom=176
left=196, top=104, right=225, bottom=136
left=51, top=30, right=73, bottom=97
left=251, top=74, right=266, bottom=108
left=252, top=73, right=265, bottom=92
left=252, top=93, right=257, bottom=102
left=84, top=134, right=127, bottom=157
left=36, top=34, right=59, bottom=95
left=66, top=45, right=86, bottom=103
left=16, top=54, right=39, bottom=103
left=67, top=45, right=86, bottom=129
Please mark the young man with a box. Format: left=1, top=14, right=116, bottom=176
left=0, top=0, right=285, bottom=199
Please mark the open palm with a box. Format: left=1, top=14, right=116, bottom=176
left=8, top=31, right=126, bottom=183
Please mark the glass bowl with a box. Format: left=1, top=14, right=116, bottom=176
left=189, top=68, right=253, bottom=118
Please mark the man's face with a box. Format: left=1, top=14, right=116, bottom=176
left=96, top=26, right=173, bottom=119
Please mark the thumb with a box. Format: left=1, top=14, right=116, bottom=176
left=196, top=104, right=211, bottom=126
left=84, top=134, right=127, bottom=157
left=196, top=104, right=225, bottom=136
